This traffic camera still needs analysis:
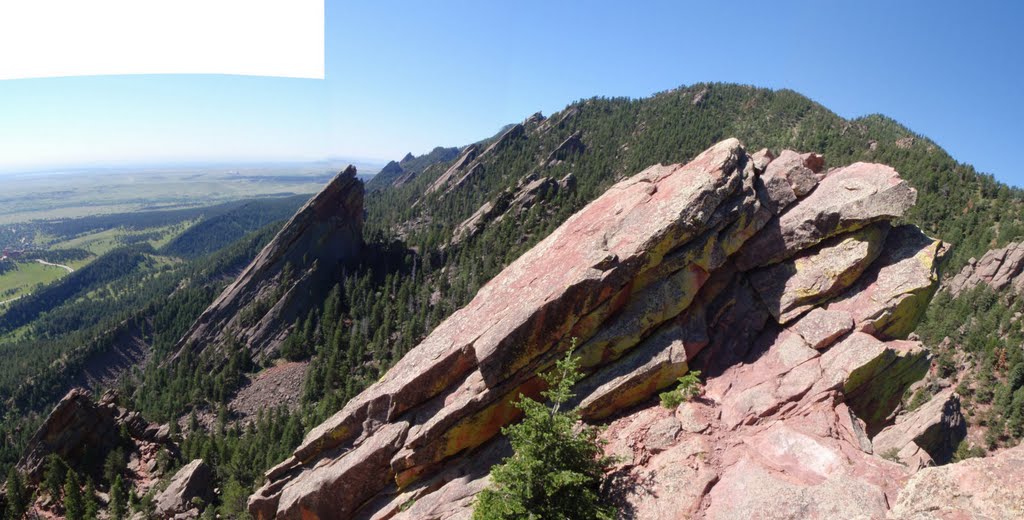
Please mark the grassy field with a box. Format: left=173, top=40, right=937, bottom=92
left=0, top=262, right=70, bottom=305
left=0, top=219, right=196, bottom=311
left=45, top=221, right=193, bottom=258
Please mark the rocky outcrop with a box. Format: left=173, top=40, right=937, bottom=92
left=888, top=444, right=1024, bottom=519
left=451, top=173, right=563, bottom=246
left=248, top=139, right=956, bottom=519
left=544, top=131, right=585, bottom=166
left=372, top=160, right=404, bottom=188
left=426, top=145, right=479, bottom=195
left=16, top=389, right=174, bottom=486
left=154, top=459, right=214, bottom=519
left=947, top=241, right=1024, bottom=296
left=369, top=147, right=462, bottom=191
left=873, top=389, right=966, bottom=469
left=426, top=119, right=531, bottom=196
left=176, top=168, right=364, bottom=360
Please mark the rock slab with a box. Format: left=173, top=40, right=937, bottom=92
left=246, top=140, right=957, bottom=520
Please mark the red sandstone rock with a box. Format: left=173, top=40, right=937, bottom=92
left=247, top=139, right=955, bottom=520
left=889, top=444, right=1024, bottom=519
left=736, top=161, right=917, bottom=270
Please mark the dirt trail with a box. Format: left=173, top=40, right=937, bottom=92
left=0, top=295, right=23, bottom=306
left=36, top=258, right=74, bottom=273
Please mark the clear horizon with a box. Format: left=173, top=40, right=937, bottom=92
left=1, top=1, right=1021, bottom=186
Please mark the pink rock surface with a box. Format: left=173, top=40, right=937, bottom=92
left=889, top=444, right=1024, bottom=519
left=247, top=139, right=955, bottom=520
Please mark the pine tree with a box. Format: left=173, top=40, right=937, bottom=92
left=83, top=478, right=98, bottom=520
left=472, top=345, right=615, bottom=520
left=103, top=448, right=126, bottom=487
left=5, top=467, right=28, bottom=520
left=63, top=471, right=83, bottom=520
left=43, top=455, right=66, bottom=502
left=109, top=475, right=127, bottom=520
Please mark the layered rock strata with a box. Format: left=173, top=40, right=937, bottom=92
left=249, top=139, right=962, bottom=519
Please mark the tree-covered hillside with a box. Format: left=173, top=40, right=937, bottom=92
left=369, top=83, right=1021, bottom=272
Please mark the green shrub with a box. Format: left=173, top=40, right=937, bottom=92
left=472, top=344, right=615, bottom=520
left=952, top=439, right=986, bottom=462
left=660, top=370, right=702, bottom=409
left=880, top=448, right=902, bottom=463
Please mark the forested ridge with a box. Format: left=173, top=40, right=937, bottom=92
left=4, top=83, right=1024, bottom=518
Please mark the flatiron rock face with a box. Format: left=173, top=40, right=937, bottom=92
left=245, top=139, right=1017, bottom=519
left=947, top=240, right=1024, bottom=296
left=176, top=167, right=364, bottom=360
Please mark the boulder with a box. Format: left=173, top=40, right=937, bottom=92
left=750, top=148, right=775, bottom=173
left=759, top=149, right=820, bottom=212
left=873, top=389, right=966, bottom=469
left=154, top=460, right=213, bottom=519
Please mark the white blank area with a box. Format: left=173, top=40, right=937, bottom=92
left=0, top=0, right=324, bottom=79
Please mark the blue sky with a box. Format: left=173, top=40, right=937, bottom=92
left=1, top=0, right=1022, bottom=185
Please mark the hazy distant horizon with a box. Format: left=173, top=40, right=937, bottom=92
left=0, top=156, right=388, bottom=178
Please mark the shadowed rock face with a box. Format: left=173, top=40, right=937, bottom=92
left=247, top=140, right=969, bottom=520
left=16, top=389, right=174, bottom=486
left=176, top=167, right=364, bottom=360
left=873, top=389, right=966, bottom=468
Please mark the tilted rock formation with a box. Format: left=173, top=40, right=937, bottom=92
left=247, top=139, right=973, bottom=519
left=176, top=167, right=364, bottom=359
left=544, top=130, right=585, bottom=166
left=947, top=241, right=1024, bottom=296
left=426, top=119, right=533, bottom=196
left=374, top=160, right=404, bottom=187
left=451, top=172, right=564, bottom=246
left=370, top=147, right=461, bottom=190
left=426, top=145, right=479, bottom=195
left=16, top=389, right=174, bottom=487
